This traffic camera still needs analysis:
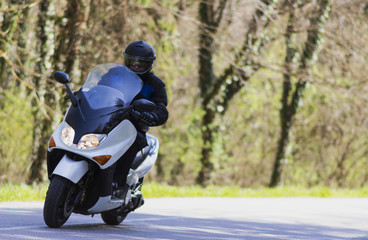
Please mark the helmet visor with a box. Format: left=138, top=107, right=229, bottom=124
left=124, top=54, right=154, bottom=74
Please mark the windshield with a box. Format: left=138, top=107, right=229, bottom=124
left=65, top=63, right=143, bottom=139
left=81, top=63, right=143, bottom=108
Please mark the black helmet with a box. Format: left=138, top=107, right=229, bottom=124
left=123, top=40, right=156, bottom=75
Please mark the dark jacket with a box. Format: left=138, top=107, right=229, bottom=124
left=134, top=72, right=169, bottom=127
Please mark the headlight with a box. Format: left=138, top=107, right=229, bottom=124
left=61, top=126, right=75, bottom=146
left=77, top=133, right=106, bottom=150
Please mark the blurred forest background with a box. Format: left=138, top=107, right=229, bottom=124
left=1, top=0, right=368, bottom=188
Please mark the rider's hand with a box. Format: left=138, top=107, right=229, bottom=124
left=131, top=109, right=156, bottom=126
left=131, top=109, right=141, bottom=119
left=140, top=112, right=156, bottom=126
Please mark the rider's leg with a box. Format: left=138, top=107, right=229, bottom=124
left=113, top=131, right=147, bottom=198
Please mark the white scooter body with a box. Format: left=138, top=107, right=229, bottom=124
left=46, top=64, right=159, bottom=215
left=48, top=118, right=159, bottom=213
left=50, top=119, right=137, bottom=174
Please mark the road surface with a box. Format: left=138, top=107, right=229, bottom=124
left=0, top=198, right=367, bottom=239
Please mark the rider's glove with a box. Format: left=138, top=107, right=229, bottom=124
left=140, top=112, right=156, bottom=126
left=131, top=109, right=156, bottom=126
left=130, top=109, right=141, bottom=119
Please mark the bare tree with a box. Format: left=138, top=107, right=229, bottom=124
left=28, top=0, right=89, bottom=183
left=196, top=0, right=229, bottom=185
left=54, top=0, right=89, bottom=75
left=270, top=0, right=331, bottom=187
left=196, top=0, right=279, bottom=185
left=28, top=0, right=56, bottom=183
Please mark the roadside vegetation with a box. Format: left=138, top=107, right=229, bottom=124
left=2, top=1, right=368, bottom=189
left=1, top=183, right=368, bottom=202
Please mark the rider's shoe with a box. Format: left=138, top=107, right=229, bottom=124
left=130, top=190, right=144, bottom=211
left=132, top=190, right=144, bottom=209
left=113, top=184, right=129, bottom=200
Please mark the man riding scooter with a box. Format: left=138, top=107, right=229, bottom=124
left=113, top=40, right=169, bottom=209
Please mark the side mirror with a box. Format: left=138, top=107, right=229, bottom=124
left=53, top=71, right=70, bottom=84
left=53, top=71, right=78, bottom=107
left=133, top=99, right=156, bottom=112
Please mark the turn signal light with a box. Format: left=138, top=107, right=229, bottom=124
left=92, top=155, right=111, bottom=165
left=48, top=137, right=56, bottom=148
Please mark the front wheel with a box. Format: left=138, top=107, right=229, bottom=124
left=101, top=210, right=128, bottom=225
left=43, top=176, right=78, bottom=228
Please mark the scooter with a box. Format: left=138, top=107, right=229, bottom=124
left=43, top=63, right=159, bottom=228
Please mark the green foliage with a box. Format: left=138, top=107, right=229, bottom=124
left=135, top=0, right=153, bottom=7
left=206, top=64, right=283, bottom=187
left=147, top=105, right=204, bottom=185
left=0, top=184, right=47, bottom=202
left=143, top=184, right=368, bottom=198
left=284, top=75, right=368, bottom=187
left=1, top=0, right=368, bottom=189
left=1, top=183, right=368, bottom=202
left=0, top=90, right=33, bottom=183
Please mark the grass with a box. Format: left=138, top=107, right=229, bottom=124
left=0, top=184, right=48, bottom=202
left=143, top=182, right=368, bottom=198
left=1, top=182, right=368, bottom=202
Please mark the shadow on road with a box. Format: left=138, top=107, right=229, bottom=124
left=0, top=206, right=367, bottom=240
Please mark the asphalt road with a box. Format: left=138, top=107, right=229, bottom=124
left=0, top=198, right=367, bottom=240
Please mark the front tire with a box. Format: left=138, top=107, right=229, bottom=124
left=43, top=176, right=78, bottom=228
left=101, top=210, right=128, bottom=225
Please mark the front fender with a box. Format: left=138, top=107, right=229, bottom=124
left=52, top=155, right=88, bottom=184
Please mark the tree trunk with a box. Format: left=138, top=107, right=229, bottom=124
left=269, top=0, right=331, bottom=187
left=54, top=0, right=88, bottom=111
left=28, top=0, right=88, bottom=183
left=270, top=0, right=297, bottom=187
left=28, top=0, right=55, bottom=183
left=53, top=0, right=88, bottom=75
left=196, top=0, right=228, bottom=186
left=196, top=0, right=278, bottom=186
